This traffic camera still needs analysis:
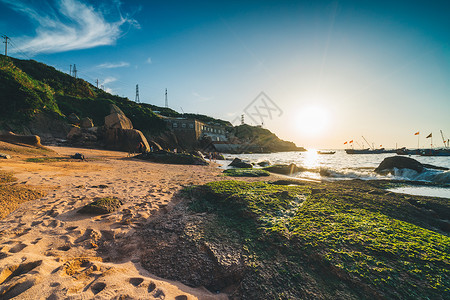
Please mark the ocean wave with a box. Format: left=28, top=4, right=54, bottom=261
left=393, top=168, right=450, bottom=184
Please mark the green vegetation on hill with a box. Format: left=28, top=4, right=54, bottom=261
left=230, top=124, right=304, bottom=152
left=0, top=55, right=302, bottom=151
left=0, top=55, right=230, bottom=135
left=183, top=180, right=449, bottom=299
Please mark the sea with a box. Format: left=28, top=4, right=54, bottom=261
left=217, top=150, right=450, bottom=199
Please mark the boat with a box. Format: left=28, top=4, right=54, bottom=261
left=317, top=150, right=335, bottom=155
left=419, top=148, right=450, bottom=157
left=396, top=147, right=421, bottom=155
left=345, top=148, right=386, bottom=154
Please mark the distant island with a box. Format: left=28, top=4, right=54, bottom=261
left=0, top=54, right=305, bottom=153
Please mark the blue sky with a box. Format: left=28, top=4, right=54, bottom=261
left=1, top=0, right=449, bottom=149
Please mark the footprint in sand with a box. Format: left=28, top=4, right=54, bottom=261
left=147, top=282, right=156, bottom=292
left=8, top=242, right=27, bottom=253
left=91, top=282, right=106, bottom=295
left=129, top=277, right=144, bottom=287
left=153, top=288, right=165, bottom=299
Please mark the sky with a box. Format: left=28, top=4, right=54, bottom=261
left=0, top=0, right=449, bottom=149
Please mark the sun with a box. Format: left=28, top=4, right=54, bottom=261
left=296, top=106, right=330, bottom=136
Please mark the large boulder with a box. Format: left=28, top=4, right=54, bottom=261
left=104, top=113, right=133, bottom=129
left=68, top=113, right=80, bottom=125
left=80, top=117, right=94, bottom=128
left=229, top=158, right=252, bottom=168
left=375, top=156, right=424, bottom=174
left=0, top=131, right=41, bottom=146
left=136, top=150, right=208, bottom=165
left=103, top=128, right=150, bottom=153
left=264, top=163, right=302, bottom=175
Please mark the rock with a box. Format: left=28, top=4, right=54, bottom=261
left=0, top=153, right=11, bottom=159
left=104, top=113, right=133, bottom=129
left=109, top=104, right=125, bottom=115
left=103, top=128, right=150, bottom=153
left=67, top=126, right=82, bottom=139
left=70, top=153, right=85, bottom=160
left=229, top=158, right=252, bottom=168
left=257, top=160, right=271, bottom=167
left=80, top=117, right=94, bottom=128
left=0, top=131, right=42, bottom=146
left=78, top=197, right=123, bottom=215
left=264, top=163, right=302, bottom=175
left=422, top=163, right=449, bottom=171
left=68, top=113, right=80, bottom=125
left=136, top=150, right=208, bottom=165
left=148, top=140, right=163, bottom=151
left=375, top=156, right=424, bottom=174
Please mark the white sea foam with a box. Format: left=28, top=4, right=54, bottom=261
left=221, top=150, right=450, bottom=185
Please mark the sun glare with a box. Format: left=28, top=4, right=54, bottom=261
left=296, top=106, right=330, bottom=136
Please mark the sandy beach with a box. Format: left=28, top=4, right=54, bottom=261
left=0, top=145, right=279, bottom=299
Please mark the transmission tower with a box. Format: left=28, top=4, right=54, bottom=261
left=95, top=79, right=99, bottom=88
left=241, top=114, right=244, bottom=125
left=135, top=84, right=140, bottom=103
left=165, top=88, right=168, bottom=108
left=2, top=35, right=9, bottom=56
left=72, top=64, right=77, bottom=78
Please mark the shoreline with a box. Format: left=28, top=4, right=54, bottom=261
left=0, top=145, right=280, bottom=299
left=0, top=144, right=448, bottom=299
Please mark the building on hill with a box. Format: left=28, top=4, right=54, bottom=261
left=162, top=117, right=227, bottom=149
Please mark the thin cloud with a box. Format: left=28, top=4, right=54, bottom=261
left=2, top=0, right=138, bottom=55
left=146, top=57, right=152, bottom=64
left=102, top=77, right=117, bottom=85
left=192, top=91, right=213, bottom=102
left=97, top=61, right=130, bottom=69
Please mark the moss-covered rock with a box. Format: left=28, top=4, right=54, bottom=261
left=78, top=197, right=123, bottom=215
left=223, top=168, right=270, bottom=177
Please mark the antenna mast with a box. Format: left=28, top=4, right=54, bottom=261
left=135, top=84, right=140, bottom=103
left=165, top=88, right=168, bottom=108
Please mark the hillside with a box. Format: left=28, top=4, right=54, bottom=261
left=228, top=124, right=306, bottom=152
left=0, top=55, right=301, bottom=152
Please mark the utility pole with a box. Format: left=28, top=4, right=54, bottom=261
left=135, top=84, right=140, bottom=103
left=2, top=35, right=9, bottom=56
left=165, top=88, right=168, bottom=108
left=95, top=79, right=99, bottom=88
left=72, top=64, right=77, bottom=78
left=70, top=64, right=72, bottom=76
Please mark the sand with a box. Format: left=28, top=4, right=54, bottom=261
left=0, top=146, right=277, bottom=299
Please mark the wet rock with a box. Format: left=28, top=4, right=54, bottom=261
left=136, top=150, right=208, bottom=165
left=229, top=158, right=252, bottom=168
left=264, top=163, right=302, bottom=175
left=257, top=160, right=271, bottom=167
left=375, top=156, right=424, bottom=174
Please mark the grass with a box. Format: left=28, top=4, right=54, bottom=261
left=25, top=157, right=67, bottom=163
left=0, top=170, right=46, bottom=219
left=184, top=180, right=450, bottom=299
